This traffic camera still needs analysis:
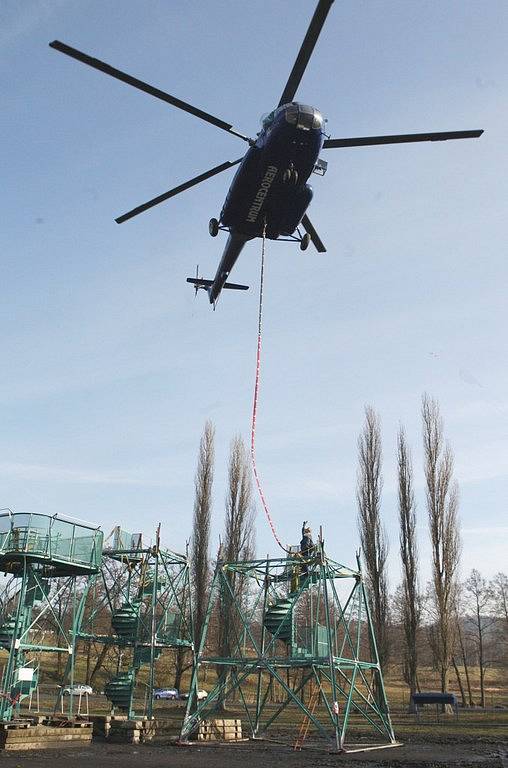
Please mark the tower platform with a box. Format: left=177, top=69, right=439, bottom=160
left=0, top=510, right=102, bottom=576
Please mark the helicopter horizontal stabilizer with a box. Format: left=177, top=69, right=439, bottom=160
left=187, top=277, right=249, bottom=291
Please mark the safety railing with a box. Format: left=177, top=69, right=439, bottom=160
left=0, top=511, right=103, bottom=570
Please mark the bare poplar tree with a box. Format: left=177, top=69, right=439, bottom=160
left=356, top=405, right=390, bottom=674
left=492, top=572, right=508, bottom=668
left=464, top=569, right=495, bottom=707
left=217, top=435, right=255, bottom=705
left=191, top=420, right=215, bottom=649
left=492, top=572, right=508, bottom=628
left=422, top=393, right=461, bottom=694
left=397, top=425, right=421, bottom=698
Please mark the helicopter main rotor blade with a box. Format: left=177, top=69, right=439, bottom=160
left=49, top=40, right=250, bottom=143
left=301, top=215, right=326, bottom=253
left=277, top=0, right=334, bottom=107
left=115, top=159, right=242, bottom=223
left=323, top=129, right=483, bottom=149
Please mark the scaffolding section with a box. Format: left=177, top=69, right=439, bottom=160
left=79, top=525, right=193, bottom=719
left=180, top=540, right=396, bottom=752
left=0, top=509, right=103, bottom=722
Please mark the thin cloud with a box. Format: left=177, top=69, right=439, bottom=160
left=0, top=0, right=69, bottom=48
left=462, top=526, right=508, bottom=536
left=0, top=461, right=176, bottom=487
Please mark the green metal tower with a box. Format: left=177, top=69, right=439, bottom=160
left=0, top=509, right=103, bottom=722
left=180, top=541, right=396, bottom=752
left=79, top=526, right=193, bottom=719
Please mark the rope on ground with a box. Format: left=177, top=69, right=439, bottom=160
left=250, top=221, right=290, bottom=555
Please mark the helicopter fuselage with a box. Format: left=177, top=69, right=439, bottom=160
left=222, top=103, right=324, bottom=238
left=206, top=102, right=324, bottom=303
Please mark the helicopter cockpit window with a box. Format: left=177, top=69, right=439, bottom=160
left=284, top=103, right=323, bottom=131
left=261, top=106, right=285, bottom=130
left=261, top=111, right=275, bottom=129
left=262, top=104, right=323, bottom=131
left=284, top=104, right=299, bottom=125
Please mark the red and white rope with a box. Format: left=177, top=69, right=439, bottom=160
left=250, top=223, right=289, bottom=554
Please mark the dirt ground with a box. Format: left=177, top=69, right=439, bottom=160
left=0, top=738, right=507, bottom=768
left=1, top=703, right=507, bottom=767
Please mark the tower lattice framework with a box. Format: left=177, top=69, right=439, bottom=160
left=0, top=509, right=102, bottom=722
left=181, top=542, right=396, bottom=752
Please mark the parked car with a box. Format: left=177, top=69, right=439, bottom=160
left=153, top=687, right=179, bottom=700
left=180, top=690, right=208, bottom=701
left=62, top=684, right=93, bottom=696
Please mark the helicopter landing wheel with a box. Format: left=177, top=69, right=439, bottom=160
left=300, top=233, right=311, bottom=251
left=208, top=218, right=219, bottom=237
left=283, top=167, right=298, bottom=185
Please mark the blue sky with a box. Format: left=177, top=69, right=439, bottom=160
left=1, top=0, right=506, bottom=587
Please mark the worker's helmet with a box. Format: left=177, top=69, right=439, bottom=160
left=304, top=527, right=311, bottom=534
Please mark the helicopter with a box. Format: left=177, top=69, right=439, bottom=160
left=50, top=0, right=483, bottom=306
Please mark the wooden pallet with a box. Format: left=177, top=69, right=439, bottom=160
left=0, top=720, right=30, bottom=730
left=0, top=724, right=93, bottom=751
left=88, top=714, right=128, bottom=739
left=198, top=719, right=242, bottom=742
left=17, top=716, right=92, bottom=728
left=108, top=718, right=156, bottom=744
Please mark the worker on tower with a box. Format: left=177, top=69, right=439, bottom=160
left=300, top=521, right=314, bottom=576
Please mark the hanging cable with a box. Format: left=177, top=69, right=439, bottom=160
left=250, top=220, right=290, bottom=554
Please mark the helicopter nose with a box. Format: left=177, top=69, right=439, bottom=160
left=285, top=103, right=323, bottom=131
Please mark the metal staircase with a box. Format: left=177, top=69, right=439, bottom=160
left=105, top=672, right=135, bottom=710
left=263, top=598, right=293, bottom=642
left=0, top=616, right=17, bottom=650
left=111, top=602, right=141, bottom=639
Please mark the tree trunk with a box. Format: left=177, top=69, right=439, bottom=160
left=464, top=659, right=474, bottom=706
left=477, top=605, right=485, bottom=707
left=451, top=656, right=466, bottom=706
left=174, top=647, right=189, bottom=691
left=216, top=670, right=229, bottom=712
left=56, top=647, right=63, bottom=678
left=85, top=639, right=92, bottom=685
left=456, top=623, right=474, bottom=706
left=479, top=635, right=485, bottom=708
left=440, top=665, right=448, bottom=694
left=89, top=644, right=109, bottom=686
